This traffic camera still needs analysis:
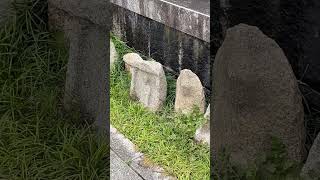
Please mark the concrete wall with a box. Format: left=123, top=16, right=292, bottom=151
left=111, top=0, right=211, bottom=94
left=111, top=0, right=210, bottom=42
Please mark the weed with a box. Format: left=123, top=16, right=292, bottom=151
left=213, top=137, right=303, bottom=180
left=0, top=0, right=109, bottom=179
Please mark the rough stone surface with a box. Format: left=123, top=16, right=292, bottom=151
left=124, top=53, right=167, bottom=111
left=217, top=0, right=320, bottom=93
left=175, top=69, right=205, bottom=114
left=195, top=105, right=210, bottom=145
left=123, top=53, right=134, bottom=74
left=110, top=40, right=117, bottom=68
left=63, top=17, right=109, bottom=130
left=48, top=1, right=111, bottom=130
left=215, top=2, right=320, bottom=152
left=48, top=0, right=110, bottom=27
left=301, top=133, right=320, bottom=180
left=212, top=24, right=305, bottom=167
left=195, top=121, right=210, bottom=145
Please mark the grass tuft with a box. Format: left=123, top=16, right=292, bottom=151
left=213, top=137, right=303, bottom=180
left=0, top=0, right=109, bottom=179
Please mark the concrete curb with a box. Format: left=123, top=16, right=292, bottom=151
left=110, top=125, right=176, bottom=180
left=111, top=150, right=144, bottom=180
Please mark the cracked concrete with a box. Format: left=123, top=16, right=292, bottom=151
left=110, top=125, right=175, bottom=180
left=111, top=150, right=143, bottom=180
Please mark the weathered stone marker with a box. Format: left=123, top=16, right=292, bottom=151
left=301, top=133, right=320, bottom=180
left=123, top=53, right=167, bottom=112
left=175, top=69, right=205, bottom=114
left=48, top=0, right=111, bottom=130
left=212, top=24, right=305, bottom=167
left=195, top=104, right=210, bottom=145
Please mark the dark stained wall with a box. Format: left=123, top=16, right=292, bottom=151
left=112, top=4, right=211, bottom=95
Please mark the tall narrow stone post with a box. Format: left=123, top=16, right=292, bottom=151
left=64, top=18, right=109, bottom=130
left=48, top=0, right=111, bottom=131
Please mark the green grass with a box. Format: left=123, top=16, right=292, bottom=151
left=110, top=35, right=210, bottom=179
left=0, top=0, right=109, bottom=179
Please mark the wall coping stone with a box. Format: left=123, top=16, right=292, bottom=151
left=48, top=0, right=111, bottom=27
left=110, top=0, right=210, bottom=42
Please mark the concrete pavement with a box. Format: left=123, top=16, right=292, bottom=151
left=110, top=125, right=175, bottom=180
left=110, top=150, right=143, bottom=180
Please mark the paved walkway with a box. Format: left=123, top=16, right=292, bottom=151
left=110, top=149, right=143, bottom=180
left=110, top=125, right=175, bottom=180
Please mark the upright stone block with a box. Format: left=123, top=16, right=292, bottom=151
left=48, top=0, right=111, bottom=130
left=124, top=53, right=167, bottom=112
left=212, top=24, right=305, bottom=167
left=175, top=69, right=205, bottom=114
left=64, top=18, right=108, bottom=129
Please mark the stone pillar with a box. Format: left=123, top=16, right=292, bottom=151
left=48, top=0, right=111, bottom=131
left=64, top=17, right=109, bottom=130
